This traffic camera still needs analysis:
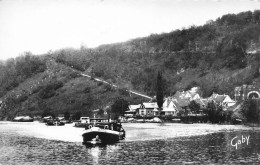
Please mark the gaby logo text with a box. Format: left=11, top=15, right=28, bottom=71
left=231, top=135, right=250, bottom=150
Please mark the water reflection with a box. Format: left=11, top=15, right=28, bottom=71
left=88, top=146, right=99, bottom=165
left=85, top=144, right=121, bottom=165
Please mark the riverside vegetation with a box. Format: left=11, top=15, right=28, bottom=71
left=0, top=10, right=260, bottom=123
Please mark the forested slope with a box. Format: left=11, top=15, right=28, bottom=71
left=0, top=10, right=260, bottom=119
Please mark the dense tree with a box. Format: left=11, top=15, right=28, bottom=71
left=72, top=111, right=82, bottom=120
left=207, top=101, right=217, bottom=123
left=64, top=111, right=71, bottom=120
left=97, top=109, right=105, bottom=118
left=110, top=98, right=129, bottom=120
left=206, top=101, right=227, bottom=123
left=189, top=100, right=201, bottom=113
left=38, top=81, right=63, bottom=99
left=156, top=71, right=164, bottom=113
left=241, top=99, right=259, bottom=123
left=0, top=53, right=46, bottom=97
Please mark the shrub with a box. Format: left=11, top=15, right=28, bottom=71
left=38, top=87, right=56, bottom=99
left=104, top=84, right=114, bottom=92
left=38, top=81, right=63, bottom=99
left=17, top=95, right=28, bottom=102
left=84, top=87, right=91, bottom=93
left=97, top=82, right=103, bottom=86
left=67, top=72, right=81, bottom=79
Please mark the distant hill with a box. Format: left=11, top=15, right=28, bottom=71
left=0, top=10, right=260, bottom=120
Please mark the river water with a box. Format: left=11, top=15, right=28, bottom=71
left=0, top=122, right=260, bottom=164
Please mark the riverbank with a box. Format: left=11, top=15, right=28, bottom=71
left=0, top=121, right=257, bottom=143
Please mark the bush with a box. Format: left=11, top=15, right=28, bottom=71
left=97, top=82, right=103, bottom=86
left=231, top=111, right=245, bottom=124
left=67, top=72, right=81, bottom=79
left=84, top=87, right=91, bottom=93
left=188, top=100, right=201, bottom=113
left=104, top=84, right=114, bottom=92
left=15, top=53, right=46, bottom=78
left=17, top=95, right=28, bottom=102
left=118, top=87, right=129, bottom=96
left=38, top=88, right=56, bottom=99
left=38, top=81, right=63, bottom=99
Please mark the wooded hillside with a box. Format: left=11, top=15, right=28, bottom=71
left=0, top=10, right=260, bottom=119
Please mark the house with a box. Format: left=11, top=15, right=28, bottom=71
left=210, top=93, right=236, bottom=110
left=195, top=98, right=209, bottom=109
left=138, top=102, right=158, bottom=116
left=128, top=104, right=141, bottom=112
left=226, top=101, right=242, bottom=112
left=174, top=91, right=191, bottom=100
left=125, top=104, right=140, bottom=117
left=174, top=97, right=190, bottom=109
left=190, top=93, right=201, bottom=100
left=162, top=98, right=178, bottom=116
left=173, top=87, right=201, bottom=101
left=201, top=99, right=209, bottom=107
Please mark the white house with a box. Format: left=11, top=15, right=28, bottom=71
left=210, top=93, right=236, bottom=110
left=174, top=87, right=201, bottom=101
left=162, top=98, right=178, bottom=116
left=128, top=104, right=140, bottom=112
left=125, top=104, right=140, bottom=117
left=138, top=102, right=158, bottom=116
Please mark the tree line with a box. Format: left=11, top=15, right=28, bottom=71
left=0, top=52, right=46, bottom=97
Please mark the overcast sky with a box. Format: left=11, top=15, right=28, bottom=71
left=0, top=0, right=259, bottom=60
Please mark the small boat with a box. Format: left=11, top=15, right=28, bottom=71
left=13, top=116, right=34, bottom=122
left=233, top=118, right=243, bottom=125
left=82, top=119, right=125, bottom=145
left=46, top=119, right=65, bottom=126
left=42, top=116, right=53, bottom=123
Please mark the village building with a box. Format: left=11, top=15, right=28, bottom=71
left=226, top=101, right=243, bottom=112
left=173, top=87, right=201, bottom=101
left=194, top=98, right=209, bottom=110
left=209, top=93, right=236, bottom=110
left=173, top=97, right=190, bottom=110
left=138, top=102, right=158, bottom=117
left=235, top=84, right=260, bottom=100
left=125, top=104, right=140, bottom=117
left=161, top=98, right=178, bottom=116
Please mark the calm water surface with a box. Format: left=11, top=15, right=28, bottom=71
left=0, top=122, right=260, bottom=165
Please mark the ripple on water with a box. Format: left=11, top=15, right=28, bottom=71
left=1, top=123, right=260, bottom=164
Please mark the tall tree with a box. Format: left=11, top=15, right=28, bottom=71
left=207, top=101, right=217, bottom=123
left=156, top=71, right=164, bottom=114
left=241, top=99, right=259, bottom=123
left=64, top=111, right=71, bottom=120
left=110, top=98, right=129, bottom=120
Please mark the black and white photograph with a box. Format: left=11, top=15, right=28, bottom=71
left=0, top=0, right=260, bottom=164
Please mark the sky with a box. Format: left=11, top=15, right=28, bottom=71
left=0, top=0, right=259, bottom=60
